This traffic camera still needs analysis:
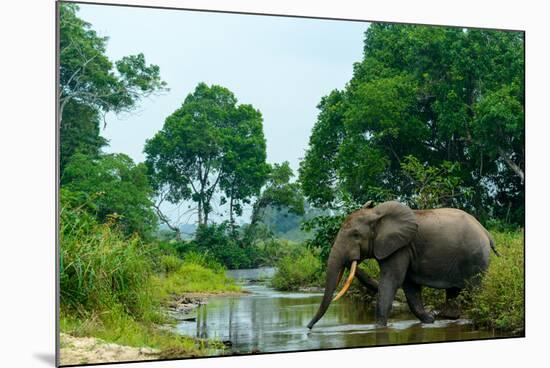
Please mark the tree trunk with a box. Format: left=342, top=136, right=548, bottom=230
left=229, top=195, right=234, bottom=225
left=198, top=200, right=203, bottom=226
left=498, top=148, right=524, bottom=184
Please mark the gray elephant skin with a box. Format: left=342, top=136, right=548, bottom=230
left=307, top=201, right=498, bottom=329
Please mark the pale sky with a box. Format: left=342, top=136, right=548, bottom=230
left=76, top=3, right=368, bottom=224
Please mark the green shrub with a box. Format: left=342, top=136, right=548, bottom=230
left=159, top=255, right=183, bottom=274
left=59, top=306, right=219, bottom=358
left=59, top=194, right=239, bottom=358
left=151, top=262, right=241, bottom=300
left=271, top=247, right=323, bottom=291
left=60, top=203, right=156, bottom=320
left=258, top=239, right=301, bottom=265
left=182, top=251, right=226, bottom=274
left=191, top=223, right=265, bottom=269
left=462, top=230, right=524, bottom=332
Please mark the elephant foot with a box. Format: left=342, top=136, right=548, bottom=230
left=419, top=313, right=435, bottom=324
left=438, top=304, right=461, bottom=320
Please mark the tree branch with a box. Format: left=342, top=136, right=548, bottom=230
left=498, top=148, right=524, bottom=183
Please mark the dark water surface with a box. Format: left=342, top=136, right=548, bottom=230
left=175, top=268, right=506, bottom=354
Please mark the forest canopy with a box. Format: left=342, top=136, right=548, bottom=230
left=299, top=24, right=524, bottom=225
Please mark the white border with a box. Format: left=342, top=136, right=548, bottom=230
left=2, top=1, right=548, bottom=367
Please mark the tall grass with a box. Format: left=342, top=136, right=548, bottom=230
left=60, top=207, right=157, bottom=320
left=59, top=202, right=241, bottom=356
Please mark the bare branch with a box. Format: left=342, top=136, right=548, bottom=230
left=498, top=148, right=524, bottom=183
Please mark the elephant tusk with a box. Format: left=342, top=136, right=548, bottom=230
left=332, top=261, right=357, bottom=302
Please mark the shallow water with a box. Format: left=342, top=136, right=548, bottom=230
left=175, top=267, right=507, bottom=354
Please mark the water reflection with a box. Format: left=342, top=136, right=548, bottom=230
left=175, top=268, right=505, bottom=354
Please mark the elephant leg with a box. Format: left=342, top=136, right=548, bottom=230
left=439, top=287, right=461, bottom=319
left=355, top=267, right=378, bottom=295
left=402, top=279, right=434, bottom=323
left=376, top=248, right=409, bottom=327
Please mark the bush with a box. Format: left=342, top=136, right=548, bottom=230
left=260, top=239, right=302, bottom=265
left=59, top=195, right=240, bottom=358
left=191, top=223, right=265, bottom=269
left=271, top=247, right=323, bottom=291
left=462, top=230, right=524, bottom=332
left=301, top=213, right=348, bottom=263
left=159, top=255, right=183, bottom=274
left=151, top=262, right=241, bottom=300
left=60, top=202, right=157, bottom=320
left=182, top=251, right=226, bottom=274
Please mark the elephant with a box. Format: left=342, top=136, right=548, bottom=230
left=307, top=200, right=498, bottom=329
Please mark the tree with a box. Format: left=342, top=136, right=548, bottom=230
left=220, top=104, right=271, bottom=225
left=62, top=153, right=157, bottom=237
left=300, top=24, right=524, bottom=224
left=59, top=101, right=107, bottom=172
left=251, top=162, right=305, bottom=226
left=145, top=83, right=269, bottom=227
left=59, top=3, right=167, bottom=172
left=243, top=162, right=305, bottom=246
left=400, top=155, right=471, bottom=209
left=59, top=3, right=167, bottom=122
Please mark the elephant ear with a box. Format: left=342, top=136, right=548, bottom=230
left=372, top=201, right=418, bottom=260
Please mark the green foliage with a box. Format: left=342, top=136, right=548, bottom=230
left=59, top=101, right=108, bottom=172
left=299, top=24, right=524, bottom=225
left=251, top=162, right=305, bottom=224
left=159, top=255, right=184, bottom=274
left=219, top=104, right=271, bottom=223
left=60, top=201, right=156, bottom=320
left=246, top=162, right=306, bottom=246
left=257, top=201, right=329, bottom=242
left=61, top=153, right=157, bottom=238
left=260, top=239, right=302, bottom=264
left=301, top=201, right=359, bottom=263
left=151, top=262, right=241, bottom=300
left=59, top=3, right=167, bottom=114
left=302, top=213, right=347, bottom=263
left=59, top=3, right=166, bottom=173
left=271, top=247, right=323, bottom=291
left=347, top=259, right=381, bottom=300
left=189, top=222, right=264, bottom=269
left=182, top=251, right=226, bottom=274
left=462, top=231, right=524, bottom=331
left=60, top=201, right=239, bottom=356
left=60, top=310, right=213, bottom=358
left=145, top=83, right=269, bottom=226
left=400, top=155, right=472, bottom=209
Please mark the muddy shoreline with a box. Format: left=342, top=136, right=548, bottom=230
left=60, top=291, right=248, bottom=365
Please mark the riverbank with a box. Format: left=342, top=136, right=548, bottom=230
left=59, top=289, right=247, bottom=365
left=59, top=214, right=245, bottom=365
left=60, top=333, right=159, bottom=365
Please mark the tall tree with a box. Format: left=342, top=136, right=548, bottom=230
left=62, top=153, right=157, bottom=237
left=300, top=24, right=524, bottom=224
left=251, top=162, right=305, bottom=226
left=59, top=3, right=167, bottom=172
left=220, top=104, right=271, bottom=225
left=145, top=83, right=269, bottom=227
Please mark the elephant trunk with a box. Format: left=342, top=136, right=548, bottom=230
left=307, top=249, right=345, bottom=329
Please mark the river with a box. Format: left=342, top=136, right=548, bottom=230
left=175, top=267, right=506, bottom=354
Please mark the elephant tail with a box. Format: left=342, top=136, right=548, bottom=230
left=487, top=232, right=500, bottom=257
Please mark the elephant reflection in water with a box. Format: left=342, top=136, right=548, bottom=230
left=308, top=201, right=498, bottom=329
